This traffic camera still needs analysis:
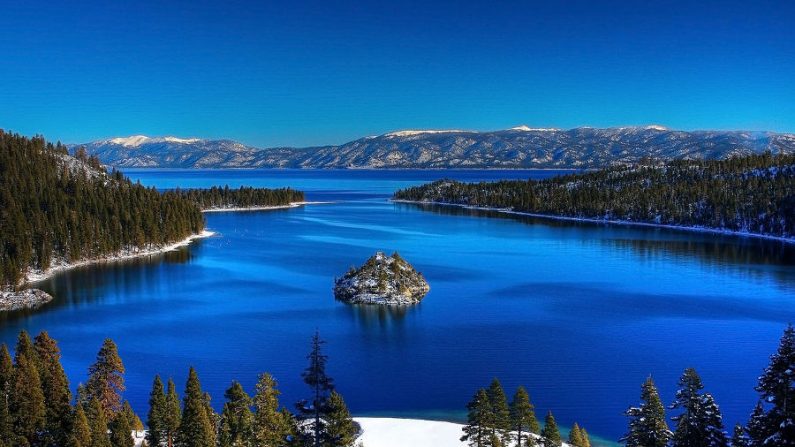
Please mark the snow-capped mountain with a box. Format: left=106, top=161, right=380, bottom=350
left=73, top=127, right=795, bottom=169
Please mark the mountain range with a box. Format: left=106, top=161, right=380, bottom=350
left=71, top=126, right=795, bottom=169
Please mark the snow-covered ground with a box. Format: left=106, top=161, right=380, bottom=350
left=355, top=418, right=574, bottom=447
left=24, top=230, right=216, bottom=284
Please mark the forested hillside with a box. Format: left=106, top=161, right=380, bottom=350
left=176, top=185, right=304, bottom=209
left=394, top=152, right=795, bottom=240
left=0, top=131, right=205, bottom=286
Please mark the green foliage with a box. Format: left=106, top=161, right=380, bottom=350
left=147, top=376, right=167, bottom=447
left=296, top=332, right=335, bottom=447
left=87, top=397, right=112, bottom=447
left=175, top=186, right=304, bottom=210
left=176, top=367, right=216, bottom=447
left=11, top=351, right=46, bottom=446
left=252, top=373, right=293, bottom=447
left=109, top=409, right=134, bottom=447
left=69, top=405, right=92, bottom=447
left=670, top=368, right=727, bottom=447
left=0, top=130, right=205, bottom=286
left=34, top=331, right=73, bottom=447
left=218, top=381, right=253, bottom=447
left=753, top=324, right=795, bottom=446
left=487, top=378, right=511, bottom=445
left=731, top=423, right=749, bottom=447
left=165, top=378, right=182, bottom=447
left=324, top=390, right=357, bottom=447
left=462, top=388, right=492, bottom=447
left=394, top=152, right=795, bottom=240
left=511, top=386, right=540, bottom=447
left=85, top=339, right=126, bottom=420
left=0, top=344, right=13, bottom=444
left=622, top=377, right=672, bottom=447
left=540, top=411, right=561, bottom=447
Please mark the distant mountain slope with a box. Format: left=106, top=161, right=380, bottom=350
left=73, top=127, right=795, bottom=169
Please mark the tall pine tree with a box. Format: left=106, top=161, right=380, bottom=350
left=486, top=378, right=512, bottom=446
left=754, top=324, right=795, bottom=446
left=109, top=409, right=134, bottom=447
left=461, top=389, right=491, bottom=447
left=69, top=405, right=92, bottom=447
left=746, top=402, right=769, bottom=446
left=621, top=377, right=672, bottom=447
left=296, top=331, right=334, bottom=447
left=218, top=381, right=253, bottom=447
left=0, top=344, right=13, bottom=446
left=731, top=423, right=750, bottom=447
left=669, top=368, right=728, bottom=447
left=147, top=375, right=167, bottom=447
left=252, top=373, right=293, bottom=447
left=34, top=331, right=73, bottom=447
left=165, top=378, right=182, bottom=447
left=510, top=386, right=539, bottom=447
left=85, top=339, right=125, bottom=419
left=176, top=367, right=216, bottom=447
left=87, top=397, right=112, bottom=447
left=540, top=411, right=561, bottom=447
left=11, top=351, right=46, bottom=446
left=324, top=390, right=357, bottom=447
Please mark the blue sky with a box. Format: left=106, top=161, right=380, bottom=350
left=0, top=0, right=793, bottom=147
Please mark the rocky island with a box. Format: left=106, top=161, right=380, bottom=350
left=334, top=252, right=430, bottom=305
left=0, top=288, right=53, bottom=311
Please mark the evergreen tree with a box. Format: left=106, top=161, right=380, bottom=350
left=621, top=377, right=672, bottom=447
left=218, top=381, right=253, bottom=447
left=69, top=405, right=92, bottom=447
left=731, top=424, right=749, bottom=447
left=540, top=411, right=561, bottom=447
left=147, top=376, right=167, bottom=447
left=461, top=389, right=491, bottom=447
left=176, top=367, right=216, bottom=447
left=252, top=373, right=293, bottom=447
left=754, top=324, right=795, bottom=446
left=510, top=386, right=539, bottom=447
left=88, top=397, right=112, bottom=447
left=164, top=378, right=182, bottom=447
left=568, top=423, right=584, bottom=447
left=14, top=330, right=39, bottom=371
left=0, top=344, right=13, bottom=445
left=109, top=409, right=134, bottom=447
left=85, top=339, right=126, bottom=419
left=324, top=391, right=357, bottom=447
left=296, top=332, right=335, bottom=447
left=746, top=402, right=768, bottom=447
left=670, top=368, right=728, bottom=447
left=34, top=331, right=73, bottom=447
left=120, top=401, right=144, bottom=432
left=580, top=427, right=591, bottom=447
left=11, top=352, right=46, bottom=446
left=486, top=378, right=511, bottom=446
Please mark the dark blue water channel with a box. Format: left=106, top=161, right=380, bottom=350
left=3, top=169, right=795, bottom=446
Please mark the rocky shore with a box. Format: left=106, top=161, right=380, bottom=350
left=0, top=288, right=53, bottom=311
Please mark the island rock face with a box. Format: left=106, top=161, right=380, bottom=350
left=0, top=288, right=53, bottom=311
left=334, top=252, right=430, bottom=305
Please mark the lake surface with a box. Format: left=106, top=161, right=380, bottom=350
left=3, top=169, right=795, bottom=446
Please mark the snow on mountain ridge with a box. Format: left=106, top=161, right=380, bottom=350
left=105, top=135, right=203, bottom=147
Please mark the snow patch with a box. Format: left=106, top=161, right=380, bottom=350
left=385, top=130, right=468, bottom=137
left=509, top=125, right=560, bottom=132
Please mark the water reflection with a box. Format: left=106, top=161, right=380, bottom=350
left=342, top=303, right=413, bottom=330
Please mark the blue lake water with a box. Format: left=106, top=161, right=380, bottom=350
left=3, top=169, right=795, bottom=446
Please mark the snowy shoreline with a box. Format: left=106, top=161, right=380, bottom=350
left=201, top=201, right=329, bottom=213
left=393, top=200, right=795, bottom=245
left=23, top=230, right=216, bottom=285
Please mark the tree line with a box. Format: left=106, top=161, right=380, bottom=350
left=621, top=324, right=795, bottom=447
left=175, top=187, right=304, bottom=210
left=0, top=130, right=306, bottom=288
left=460, top=378, right=590, bottom=447
left=393, top=152, right=795, bottom=240
left=0, top=330, right=357, bottom=447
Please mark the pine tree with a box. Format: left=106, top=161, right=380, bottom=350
left=110, top=409, right=134, bottom=447
left=580, top=427, right=591, bottom=447
left=621, top=377, right=672, bottom=447
left=121, top=401, right=144, bottom=432
left=731, top=424, right=749, bottom=447
left=487, top=378, right=511, bottom=446
left=568, top=423, right=584, bottom=447
left=11, top=351, right=46, bottom=446
left=69, top=405, right=92, bottom=447
left=85, top=339, right=126, bottom=419
left=147, top=376, right=167, bottom=447
left=670, top=368, right=728, bottom=447
left=176, top=367, right=216, bottom=447
left=324, top=390, right=357, bottom=447
left=540, top=411, right=561, bottom=447
left=165, top=378, right=182, bottom=447
left=296, top=331, right=335, bottom=447
left=0, top=344, right=13, bottom=445
left=88, top=397, right=112, bottom=447
left=754, top=324, right=795, bottom=446
left=252, top=373, right=293, bottom=447
left=218, top=381, right=253, bottom=447
left=510, top=386, right=539, bottom=447
left=14, top=330, right=39, bottom=371
left=462, top=389, right=491, bottom=447
left=34, top=331, right=73, bottom=447
left=746, top=402, right=768, bottom=447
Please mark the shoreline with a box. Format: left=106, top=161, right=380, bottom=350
left=393, top=199, right=795, bottom=245
left=23, top=230, right=216, bottom=285
left=201, top=201, right=328, bottom=213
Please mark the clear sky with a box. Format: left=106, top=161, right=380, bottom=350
left=0, top=0, right=793, bottom=147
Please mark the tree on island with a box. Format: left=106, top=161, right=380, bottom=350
left=621, top=377, right=672, bottom=447
left=510, top=385, right=540, bottom=447
left=669, top=368, right=727, bottom=447
left=752, top=324, right=795, bottom=446
left=296, top=331, right=335, bottom=447
left=540, top=411, right=562, bottom=447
